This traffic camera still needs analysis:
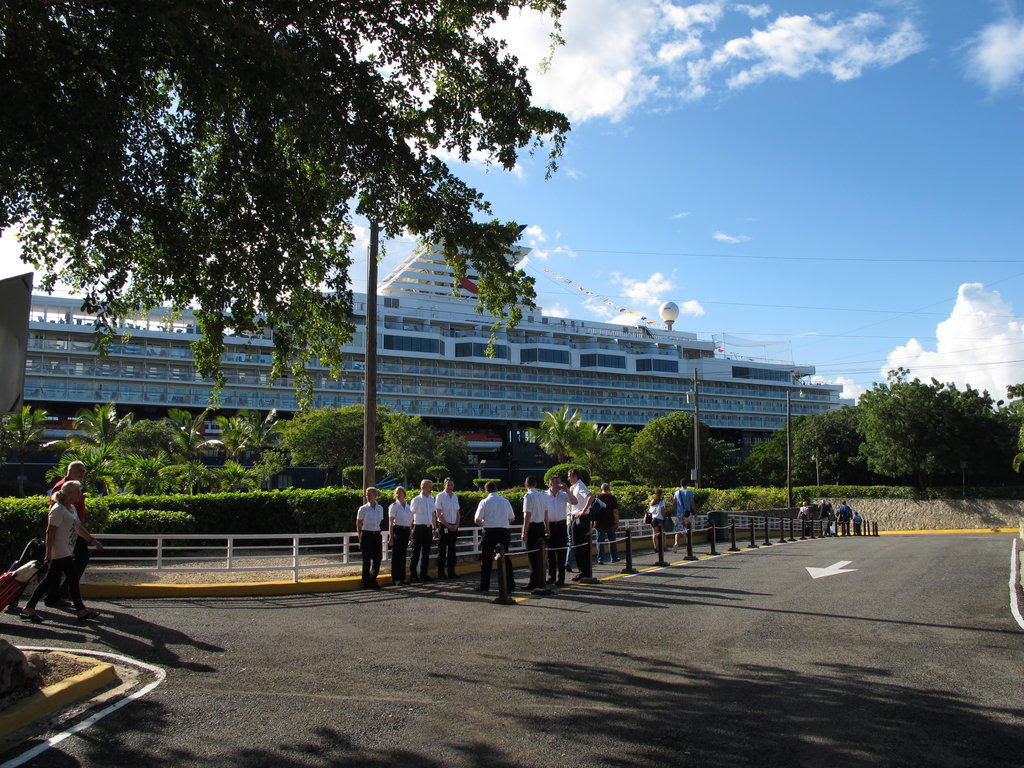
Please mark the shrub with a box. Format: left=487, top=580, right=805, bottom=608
left=590, top=476, right=604, bottom=488
left=473, top=478, right=502, bottom=491
left=426, top=465, right=449, bottom=484
left=105, top=509, right=198, bottom=535
left=543, top=464, right=589, bottom=485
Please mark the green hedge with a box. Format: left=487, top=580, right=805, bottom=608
left=543, top=464, right=589, bottom=484
left=4, top=483, right=1023, bottom=564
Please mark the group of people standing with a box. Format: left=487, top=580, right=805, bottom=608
left=644, top=482, right=699, bottom=551
left=796, top=499, right=859, bottom=536
left=354, top=469, right=621, bottom=594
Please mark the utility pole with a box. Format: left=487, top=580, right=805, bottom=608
left=693, top=367, right=701, bottom=488
left=361, top=220, right=380, bottom=492
left=785, top=388, right=793, bottom=508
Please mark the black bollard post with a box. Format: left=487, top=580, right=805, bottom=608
left=728, top=519, right=740, bottom=552
left=746, top=518, right=759, bottom=549
left=788, top=517, right=797, bottom=542
left=800, top=518, right=808, bottom=540
left=535, top=538, right=552, bottom=595
left=621, top=528, right=638, bottom=574
left=579, top=528, right=600, bottom=585
left=778, top=518, right=787, bottom=544
left=708, top=522, right=718, bottom=556
left=762, top=516, right=772, bottom=546
left=656, top=526, right=667, bottom=566
left=874, top=521, right=879, bottom=537
left=493, top=545, right=515, bottom=605
left=684, top=523, right=698, bottom=561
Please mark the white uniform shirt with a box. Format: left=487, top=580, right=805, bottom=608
left=434, top=491, right=461, bottom=526
left=389, top=500, right=411, bottom=527
left=649, top=500, right=665, bottom=521
left=546, top=490, right=570, bottom=523
left=356, top=502, right=384, bottom=532
left=569, top=481, right=591, bottom=518
left=47, top=503, right=79, bottom=559
left=475, top=493, right=514, bottom=528
left=410, top=493, right=435, bottom=525
left=523, top=489, right=549, bottom=525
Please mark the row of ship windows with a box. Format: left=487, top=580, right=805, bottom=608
left=23, top=375, right=831, bottom=418
left=24, top=383, right=789, bottom=429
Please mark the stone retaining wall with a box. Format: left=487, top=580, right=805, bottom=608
left=813, top=498, right=1024, bottom=531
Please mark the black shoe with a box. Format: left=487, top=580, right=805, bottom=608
left=571, top=575, right=583, bottom=582
left=566, top=567, right=576, bottom=573
left=44, top=599, right=71, bottom=609
left=20, top=611, right=44, bottom=623
left=556, top=578, right=566, bottom=586
left=611, top=558, right=620, bottom=563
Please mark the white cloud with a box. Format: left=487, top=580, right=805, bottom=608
left=811, top=374, right=866, bottom=402
left=883, top=282, right=1024, bottom=399
left=670, top=211, right=692, bottom=219
left=681, top=299, right=706, bottom=317
left=0, top=228, right=30, bottom=281
left=967, top=16, right=1024, bottom=92
left=615, top=271, right=677, bottom=305
left=565, top=168, right=584, bottom=179
left=734, top=3, right=770, bottom=18
left=713, top=231, right=750, bottom=243
left=712, top=13, right=926, bottom=91
left=494, top=2, right=924, bottom=122
left=542, top=302, right=570, bottom=318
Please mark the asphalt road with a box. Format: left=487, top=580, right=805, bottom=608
left=1, top=533, right=1021, bottom=767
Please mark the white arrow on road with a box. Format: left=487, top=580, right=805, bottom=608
left=805, top=560, right=858, bottom=579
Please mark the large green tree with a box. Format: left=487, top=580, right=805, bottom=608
left=858, top=369, right=1014, bottom=487
left=112, top=419, right=180, bottom=459
left=630, top=412, right=735, bottom=489
left=1, top=1, right=569, bottom=398
left=279, top=404, right=390, bottom=483
left=379, top=413, right=440, bottom=484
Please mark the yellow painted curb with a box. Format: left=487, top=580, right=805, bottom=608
left=879, top=528, right=1016, bottom=535
left=0, top=652, right=118, bottom=738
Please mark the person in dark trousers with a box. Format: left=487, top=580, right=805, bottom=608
left=566, top=469, right=596, bottom=582
left=594, top=483, right=620, bottom=564
left=388, top=486, right=412, bottom=586
left=356, top=487, right=385, bottom=589
left=837, top=501, right=854, bottom=536
left=819, top=500, right=835, bottom=536
left=21, top=481, right=103, bottom=623
left=545, top=477, right=576, bottom=585
left=409, top=479, right=435, bottom=581
left=47, top=461, right=91, bottom=606
left=672, top=481, right=697, bottom=552
left=520, top=476, right=550, bottom=591
left=433, top=477, right=461, bottom=579
left=852, top=512, right=863, bottom=536
left=798, top=500, right=812, bottom=537
left=475, top=481, right=516, bottom=592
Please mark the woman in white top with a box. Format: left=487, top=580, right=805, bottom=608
left=388, top=486, right=412, bottom=586
left=647, top=488, right=666, bottom=550
left=356, top=487, right=385, bottom=589
left=21, top=481, right=103, bottom=623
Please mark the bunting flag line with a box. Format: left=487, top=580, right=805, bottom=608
left=540, top=267, right=659, bottom=325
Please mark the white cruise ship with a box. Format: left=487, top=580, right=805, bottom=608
left=19, top=248, right=843, bottom=474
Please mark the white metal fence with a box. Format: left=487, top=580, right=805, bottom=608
left=86, top=513, right=804, bottom=582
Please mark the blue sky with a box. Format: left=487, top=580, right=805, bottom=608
left=2, top=0, right=1022, bottom=401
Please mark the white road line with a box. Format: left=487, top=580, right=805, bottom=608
left=1010, top=538, right=1024, bottom=632
left=1, top=648, right=167, bottom=768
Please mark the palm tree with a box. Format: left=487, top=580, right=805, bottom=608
left=527, top=406, right=582, bottom=464
left=571, top=421, right=613, bottom=476
left=165, top=407, right=221, bottom=461
left=113, top=452, right=172, bottom=495
left=213, top=409, right=281, bottom=462
left=1013, top=423, right=1024, bottom=474
left=4, top=406, right=48, bottom=496
left=217, top=460, right=259, bottom=492
left=214, top=414, right=251, bottom=460
left=161, top=460, right=216, bottom=495
left=70, top=403, right=134, bottom=449
left=45, top=445, right=118, bottom=495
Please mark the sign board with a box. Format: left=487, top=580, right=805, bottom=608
left=0, top=272, right=32, bottom=413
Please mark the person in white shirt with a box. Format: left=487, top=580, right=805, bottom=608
left=388, top=486, right=412, bottom=585
left=473, top=481, right=516, bottom=592
left=647, top=488, right=667, bottom=551
left=356, top=487, right=385, bottom=589
left=567, top=469, right=596, bottom=582
left=520, top=476, right=551, bottom=591
left=434, top=477, right=461, bottom=579
left=408, top=479, right=436, bottom=581
left=545, top=476, right=576, bottom=585
left=20, top=481, right=103, bottom=623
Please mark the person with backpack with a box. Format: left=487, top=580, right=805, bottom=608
left=818, top=500, right=835, bottom=536
left=836, top=501, right=854, bottom=536
left=672, top=481, right=697, bottom=552
left=646, top=489, right=667, bottom=552
left=852, top=511, right=863, bottom=536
